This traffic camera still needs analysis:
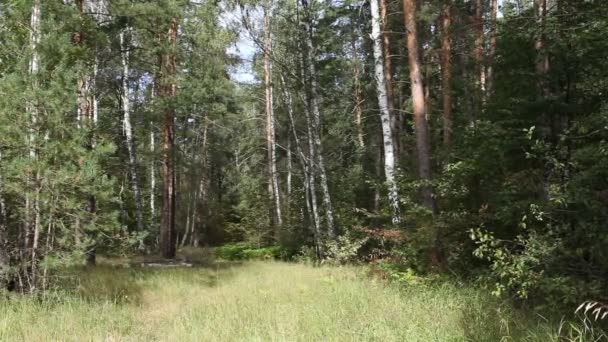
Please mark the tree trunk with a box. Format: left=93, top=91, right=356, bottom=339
left=25, top=0, right=42, bottom=291
left=535, top=0, right=549, bottom=97
left=75, top=0, right=98, bottom=266
left=379, top=0, right=400, bottom=160
left=282, top=75, right=321, bottom=250
left=301, top=0, right=335, bottom=239
left=287, top=137, right=292, bottom=197
left=159, top=18, right=178, bottom=259
left=440, top=0, right=453, bottom=148
left=0, top=153, right=9, bottom=288
left=473, top=0, right=485, bottom=110
left=263, top=2, right=282, bottom=233
left=371, top=0, right=401, bottom=224
left=403, top=0, right=438, bottom=214
left=120, top=29, right=146, bottom=250
left=486, top=0, right=498, bottom=95
left=150, top=127, right=156, bottom=226
left=350, top=32, right=365, bottom=149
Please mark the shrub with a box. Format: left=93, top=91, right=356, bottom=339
left=215, top=243, right=288, bottom=261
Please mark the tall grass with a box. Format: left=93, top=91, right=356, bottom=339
left=0, top=259, right=597, bottom=341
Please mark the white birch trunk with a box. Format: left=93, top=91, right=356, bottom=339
left=370, top=0, right=401, bottom=224
left=150, top=132, right=156, bottom=218
left=27, top=0, right=42, bottom=291
left=287, top=137, right=292, bottom=197
left=301, top=0, right=335, bottom=238
left=120, top=30, right=146, bottom=243
left=282, top=77, right=321, bottom=247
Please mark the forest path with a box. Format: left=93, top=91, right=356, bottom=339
left=0, top=260, right=502, bottom=341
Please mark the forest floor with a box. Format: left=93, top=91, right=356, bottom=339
left=0, top=252, right=569, bottom=341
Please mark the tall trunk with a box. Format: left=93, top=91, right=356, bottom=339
left=473, top=0, right=485, bottom=110
left=535, top=0, right=549, bottom=97
left=535, top=0, right=550, bottom=140
left=380, top=0, right=399, bottom=160
left=287, top=137, right=292, bottom=197
left=25, top=0, right=42, bottom=291
left=160, top=18, right=178, bottom=259
left=403, top=0, right=438, bottom=214
left=459, top=49, right=475, bottom=125
left=440, top=0, right=453, bottom=148
left=120, top=29, right=145, bottom=249
left=194, top=119, right=210, bottom=248
left=0, top=153, right=9, bottom=288
left=486, top=0, right=498, bottom=95
left=301, top=0, right=335, bottom=238
left=263, top=2, right=282, bottom=232
left=150, top=127, right=156, bottom=224
left=282, top=75, right=321, bottom=249
left=350, top=32, right=365, bottom=149
left=371, top=0, right=401, bottom=224
left=75, top=0, right=97, bottom=266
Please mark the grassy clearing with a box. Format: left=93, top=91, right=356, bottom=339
left=0, top=257, right=583, bottom=341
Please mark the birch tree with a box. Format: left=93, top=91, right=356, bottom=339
left=379, top=0, right=399, bottom=160
left=120, top=28, right=146, bottom=248
left=370, top=0, right=400, bottom=224
left=25, top=0, right=42, bottom=290
left=301, top=0, right=335, bottom=239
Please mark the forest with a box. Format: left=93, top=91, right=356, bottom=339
left=0, top=0, right=608, bottom=340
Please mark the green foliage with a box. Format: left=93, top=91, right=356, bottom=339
left=214, top=242, right=288, bottom=261
left=321, top=232, right=369, bottom=265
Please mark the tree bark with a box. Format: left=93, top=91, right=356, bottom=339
left=350, top=32, right=365, bottom=149
left=379, top=0, right=400, bottom=160
left=25, top=0, right=42, bottom=291
left=159, top=18, right=178, bottom=259
left=371, top=0, right=401, bottom=224
left=120, top=29, right=146, bottom=249
left=282, top=75, right=321, bottom=250
left=0, top=153, right=9, bottom=288
left=486, top=0, right=498, bottom=95
left=74, top=0, right=98, bottom=266
left=535, top=0, right=551, bottom=140
left=403, top=0, right=438, bottom=214
left=150, top=126, right=156, bottom=225
left=440, top=0, right=453, bottom=148
left=263, top=1, right=282, bottom=233
left=301, top=0, right=335, bottom=239
left=473, top=0, right=485, bottom=110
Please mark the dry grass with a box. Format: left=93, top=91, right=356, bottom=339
left=0, top=255, right=584, bottom=341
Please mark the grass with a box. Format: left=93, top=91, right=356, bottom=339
left=0, top=254, right=597, bottom=341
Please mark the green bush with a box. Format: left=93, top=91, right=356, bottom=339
left=215, top=243, right=288, bottom=261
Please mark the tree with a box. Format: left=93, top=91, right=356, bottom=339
left=380, top=0, right=399, bottom=159
left=403, top=0, right=437, bottom=214
left=158, top=15, right=178, bottom=259
left=440, top=0, right=453, bottom=148
left=263, top=0, right=282, bottom=233
left=370, top=0, right=400, bottom=224
left=120, top=27, right=146, bottom=249
left=486, top=0, right=498, bottom=95
left=301, top=0, right=335, bottom=239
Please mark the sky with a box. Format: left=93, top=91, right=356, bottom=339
left=220, top=5, right=260, bottom=84
left=223, top=0, right=507, bottom=84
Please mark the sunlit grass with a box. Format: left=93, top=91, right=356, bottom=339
left=0, top=257, right=588, bottom=341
